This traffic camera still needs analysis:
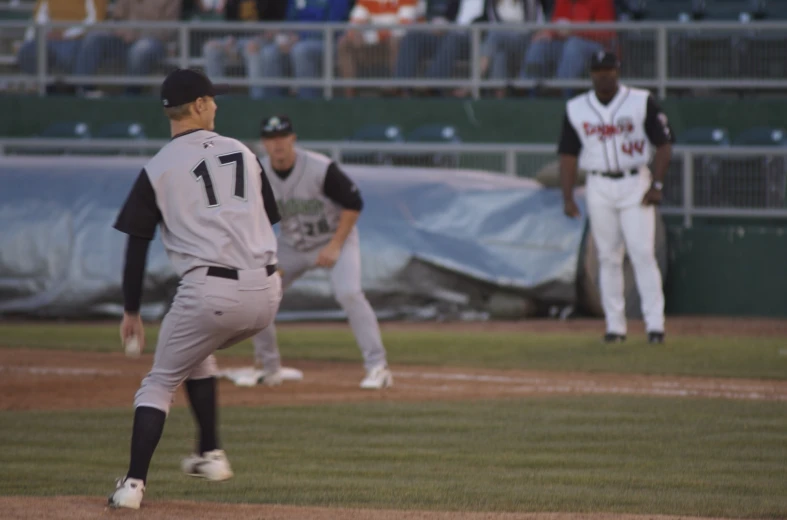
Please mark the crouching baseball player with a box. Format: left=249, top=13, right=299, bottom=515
left=559, top=51, right=675, bottom=344
left=108, top=68, right=283, bottom=509
left=219, top=115, right=392, bottom=390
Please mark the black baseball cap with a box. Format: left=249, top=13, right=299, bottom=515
left=260, top=115, right=294, bottom=138
left=590, top=50, right=620, bottom=71
left=160, top=68, right=229, bottom=108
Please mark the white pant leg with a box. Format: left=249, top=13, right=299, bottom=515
left=619, top=201, right=665, bottom=333
left=329, top=229, right=387, bottom=370
left=252, top=241, right=316, bottom=370
left=587, top=178, right=627, bottom=335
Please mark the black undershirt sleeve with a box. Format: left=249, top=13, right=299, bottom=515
left=322, top=162, right=363, bottom=211
left=113, top=169, right=162, bottom=314
left=257, top=158, right=281, bottom=225
left=557, top=112, right=582, bottom=156
left=644, top=95, right=675, bottom=146
left=122, top=236, right=150, bottom=314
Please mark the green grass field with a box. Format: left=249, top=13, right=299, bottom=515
left=0, top=323, right=786, bottom=518
left=1, top=323, right=786, bottom=379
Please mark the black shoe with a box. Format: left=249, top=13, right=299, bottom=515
left=647, top=331, right=665, bottom=344
left=603, top=333, right=626, bottom=343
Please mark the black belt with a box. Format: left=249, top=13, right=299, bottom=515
left=207, top=265, right=277, bottom=279
left=590, top=168, right=638, bottom=179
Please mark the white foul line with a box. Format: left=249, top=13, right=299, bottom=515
left=0, top=366, right=122, bottom=376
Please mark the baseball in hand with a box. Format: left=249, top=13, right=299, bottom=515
left=124, top=335, right=141, bottom=358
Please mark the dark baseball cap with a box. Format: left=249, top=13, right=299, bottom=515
left=590, top=50, right=620, bottom=71
left=260, top=115, right=294, bottom=138
left=160, top=68, right=229, bottom=108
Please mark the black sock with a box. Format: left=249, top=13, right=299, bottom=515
left=185, top=377, right=219, bottom=454
left=126, top=406, right=167, bottom=482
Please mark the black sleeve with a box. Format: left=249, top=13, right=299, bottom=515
left=257, top=158, right=281, bottom=225
left=557, top=112, right=582, bottom=156
left=323, top=162, right=364, bottom=211
left=113, top=169, right=162, bottom=240
left=122, top=235, right=150, bottom=314
left=644, top=95, right=675, bottom=146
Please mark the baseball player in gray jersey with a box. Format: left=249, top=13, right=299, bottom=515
left=223, top=115, right=392, bottom=390
left=107, top=68, right=283, bottom=510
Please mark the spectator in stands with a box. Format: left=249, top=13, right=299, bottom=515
left=256, top=0, right=351, bottom=99
left=72, top=0, right=181, bottom=96
left=16, top=0, right=107, bottom=77
left=479, top=0, right=548, bottom=98
left=519, top=0, right=616, bottom=97
left=394, top=0, right=546, bottom=97
left=392, top=0, right=458, bottom=94
left=337, top=0, right=419, bottom=98
left=201, top=0, right=288, bottom=100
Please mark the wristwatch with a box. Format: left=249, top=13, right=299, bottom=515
left=652, top=181, right=664, bottom=191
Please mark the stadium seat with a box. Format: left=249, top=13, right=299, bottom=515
left=395, top=124, right=462, bottom=168
left=342, top=124, right=404, bottom=165
left=703, top=127, right=787, bottom=209
left=95, top=121, right=147, bottom=139
left=40, top=121, right=91, bottom=138
left=732, top=126, right=786, bottom=146
left=675, top=126, right=731, bottom=146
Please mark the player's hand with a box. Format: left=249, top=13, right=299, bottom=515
left=642, top=187, right=663, bottom=206
left=316, top=242, right=342, bottom=268
left=120, top=313, right=145, bottom=352
left=563, top=198, right=581, bottom=218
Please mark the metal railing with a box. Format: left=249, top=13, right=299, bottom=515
left=2, top=20, right=787, bottom=98
left=1, top=138, right=785, bottom=227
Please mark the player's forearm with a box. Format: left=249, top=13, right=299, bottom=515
left=559, top=155, right=579, bottom=201
left=330, top=210, right=360, bottom=248
left=651, top=143, right=672, bottom=184
left=122, top=235, right=151, bottom=314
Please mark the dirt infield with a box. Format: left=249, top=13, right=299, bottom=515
left=2, top=317, right=785, bottom=519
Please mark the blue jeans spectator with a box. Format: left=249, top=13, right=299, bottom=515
left=203, top=37, right=269, bottom=100
left=73, top=32, right=167, bottom=94
left=256, top=39, right=325, bottom=99
left=482, top=31, right=529, bottom=80
left=290, top=39, right=324, bottom=99
left=17, top=39, right=81, bottom=74
left=395, top=30, right=469, bottom=79
left=520, top=36, right=604, bottom=96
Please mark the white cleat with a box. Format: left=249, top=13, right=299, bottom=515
left=181, top=449, right=234, bottom=481
left=107, top=477, right=145, bottom=509
left=360, top=365, right=393, bottom=390
left=219, top=366, right=303, bottom=387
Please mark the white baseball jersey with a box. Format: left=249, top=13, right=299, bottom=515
left=262, top=147, right=344, bottom=252
left=114, top=129, right=279, bottom=277
left=564, top=86, right=655, bottom=172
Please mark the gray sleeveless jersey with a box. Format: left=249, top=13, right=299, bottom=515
left=145, top=129, right=278, bottom=276
left=261, top=147, right=342, bottom=251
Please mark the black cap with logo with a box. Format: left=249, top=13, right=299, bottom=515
left=590, top=50, right=620, bottom=71
left=260, top=115, right=294, bottom=138
left=160, top=68, right=229, bottom=108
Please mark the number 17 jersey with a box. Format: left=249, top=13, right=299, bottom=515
left=113, top=129, right=280, bottom=277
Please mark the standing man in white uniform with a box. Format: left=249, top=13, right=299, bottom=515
left=108, top=68, right=283, bottom=509
left=559, top=51, right=674, bottom=344
left=221, top=115, right=392, bottom=389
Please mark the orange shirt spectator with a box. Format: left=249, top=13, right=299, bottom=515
left=350, top=0, right=419, bottom=43
left=547, top=0, right=616, bottom=44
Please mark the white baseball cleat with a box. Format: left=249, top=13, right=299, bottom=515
left=360, top=365, right=393, bottom=390
left=107, top=477, right=145, bottom=509
left=218, top=366, right=304, bottom=387
left=181, top=449, right=234, bottom=481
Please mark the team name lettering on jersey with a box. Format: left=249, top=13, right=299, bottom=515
left=277, top=198, right=325, bottom=217
left=582, top=117, right=635, bottom=141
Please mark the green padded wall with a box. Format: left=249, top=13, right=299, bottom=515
left=3, top=95, right=787, bottom=143
left=665, top=225, right=787, bottom=317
